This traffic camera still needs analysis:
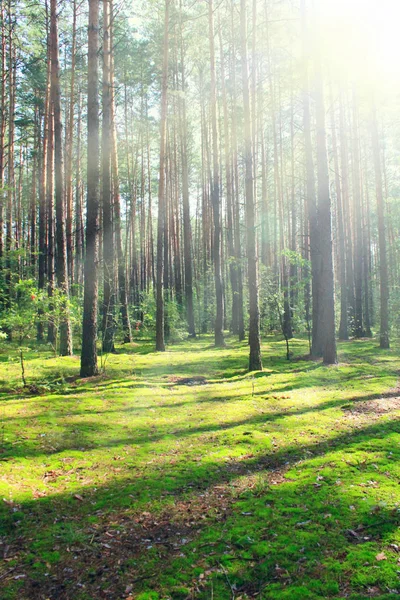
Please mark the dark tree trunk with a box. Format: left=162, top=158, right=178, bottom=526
left=50, top=0, right=73, bottom=356
left=351, top=97, right=364, bottom=338
left=241, top=0, right=262, bottom=371
left=80, top=0, right=100, bottom=377
left=110, top=9, right=132, bottom=344
left=314, top=50, right=337, bottom=364
left=301, top=0, right=318, bottom=356
left=102, top=0, right=115, bottom=353
left=371, top=104, right=389, bottom=349
left=0, top=0, right=5, bottom=279
left=179, top=12, right=195, bottom=337
left=155, top=0, right=169, bottom=352
left=330, top=93, right=348, bottom=340
left=208, top=0, right=224, bottom=347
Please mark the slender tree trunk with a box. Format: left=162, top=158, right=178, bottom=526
left=219, top=23, right=239, bottom=336
left=339, top=93, right=355, bottom=332
left=179, top=7, right=195, bottom=337
left=351, top=96, right=364, bottom=338
left=155, top=0, right=170, bottom=351
left=74, top=89, right=83, bottom=287
left=47, top=103, right=56, bottom=343
left=208, top=0, right=224, bottom=347
left=110, top=6, right=132, bottom=344
left=50, top=0, right=73, bottom=356
left=301, top=0, right=318, bottom=355
left=241, top=0, right=262, bottom=371
left=30, top=106, right=38, bottom=273
left=102, top=0, right=115, bottom=353
left=65, top=0, right=77, bottom=285
left=0, top=0, right=5, bottom=279
left=5, top=0, right=14, bottom=314
left=38, top=52, right=50, bottom=341
left=314, top=32, right=336, bottom=364
left=371, top=104, right=389, bottom=349
left=80, top=0, right=100, bottom=377
left=330, top=93, right=348, bottom=340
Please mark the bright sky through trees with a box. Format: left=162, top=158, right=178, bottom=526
left=319, top=0, right=400, bottom=83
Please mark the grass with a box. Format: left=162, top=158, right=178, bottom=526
left=0, top=334, right=399, bottom=599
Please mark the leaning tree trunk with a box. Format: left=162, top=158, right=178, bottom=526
left=240, top=0, right=262, bottom=371
left=80, top=0, right=100, bottom=377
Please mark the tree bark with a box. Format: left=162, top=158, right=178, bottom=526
left=102, top=0, right=115, bottom=353
left=240, top=0, right=262, bottom=371
left=155, top=0, right=170, bottom=352
left=50, top=0, right=73, bottom=356
left=314, top=37, right=336, bottom=364
left=110, top=7, right=132, bottom=344
left=371, top=104, right=389, bottom=349
left=208, top=0, right=224, bottom=347
left=80, top=0, right=100, bottom=377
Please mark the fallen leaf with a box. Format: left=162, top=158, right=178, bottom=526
left=376, top=552, right=387, bottom=561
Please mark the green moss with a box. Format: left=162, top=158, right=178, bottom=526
left=0, top=335, right=399, bottom=599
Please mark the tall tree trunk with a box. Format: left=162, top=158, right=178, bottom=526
left=0, top=0, right=5, bottom=280
left=351, top=96, right=364, bottom=338
left=208, top=0, right=224, bottom=347
left=179, top=7, right=195, bottom=337
left=155, top=0, right=170, bottom=351
left=47, top=103, right=56, bottom=343
left=314, top=29, right=336, bottom=364
left=339, top=92, right=355, bottom=333
left=301, top=0, right=317, bottom=355
left=5, top=0, right=14, bottom=315
left=110, top=6, right=132, bottom=344
left=74, top=89, right=84, bottom=287
left=50, top=0, right=73, bottom=356
left=219, top=23, right=238, bottom=336
left=102, top=0, right=115, bottom=353
left=371, top=104, right=389, bottom=349
left=80, top=0, right=100, bottom=377
left=241, top=0, right=262, bottom=371
left=65, top=0, right=77, bottom=285
left=38, top=45, right=50, bottom=341
left=330, top=93, right=348, bottom=340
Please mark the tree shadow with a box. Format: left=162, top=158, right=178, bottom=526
left=1, top=417, right=399, bottom=599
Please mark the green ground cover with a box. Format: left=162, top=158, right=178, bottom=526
left=0, top=336, right=399, bottom=599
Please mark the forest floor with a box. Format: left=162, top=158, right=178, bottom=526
left=0, top=335, right=400, bottom=600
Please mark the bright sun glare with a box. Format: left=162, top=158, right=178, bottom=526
left=319, top=0, right=400, bottom=81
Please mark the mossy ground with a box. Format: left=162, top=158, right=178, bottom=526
left=0, top=335, right=399, bottom=599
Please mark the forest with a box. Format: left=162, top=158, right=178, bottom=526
left=0, top=0, right=400, bottom=598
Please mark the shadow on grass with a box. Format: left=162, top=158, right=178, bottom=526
left=1, top=416, right=399, bottom=599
